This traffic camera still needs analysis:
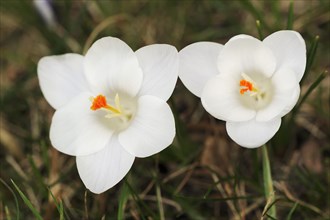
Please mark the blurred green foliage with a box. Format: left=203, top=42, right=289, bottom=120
left=0, top=0, right=329, bottom=219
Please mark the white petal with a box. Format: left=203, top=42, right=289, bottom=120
left=135, top=44, right=179, bottom=101
left=50, top=93, right=113, bottom=156
left=218, top=36, right=276, bottom=78
left=118, top=95, right=175, bottom=158
left=227, top=34, right=256, bottom=42
left=38, top=54, right=89, bottom=109
left=263, top=30, right=306, bottom=82
left=179, top=42, right=223, bottom=97
left=201, top=75, right=256, bottom=122
left=76, top=135, right=135, bottom=194
left=279, top=86, right=300, bottom=117
left=226, top=117, right=281, bottom=148
left=84, top=37, right=143, bottom=97
left=256, top=68, right=299, bottom=122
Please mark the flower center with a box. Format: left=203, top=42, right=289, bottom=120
left=238, top=73, right=273, bottom=110
left=90, top=93, right=134, bottom=124
left=90, top=94, right=121, bottom=113
left=240, top=80, right=258, bottom=95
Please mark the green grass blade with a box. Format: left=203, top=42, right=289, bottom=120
left=174, top=194, right=257, bottom=202
left=48, top=187, right=65, bottom=219
left=156, top=184, right=165, bottom=220
left=124, top=179, right=157, bottom=220
left=0, top=178, right=19, bottom=220
left=238, top=0, right=269, bottom=31
left=286, top=202, right=298, bottom=220
left=293, top=70, right=327, bottom=117
left=28, top=155, right=48, bottom=197
left=306, top=35, right=320, bottom=71
left=174, top=196, right=205, bottom=220
left=301, top=36, right=320, bottom=85
left=48, top=188, right=60, bottom=210
left=265, top=213, right=277, bottom=220
left=271, top=0, right=280, bottom=28
left=11, top=180, right=43, bottom=220
left=256, top=20, right=263, bottom=40
left=5, top=206, right=12, bottom=220
left=262, top=145, right=276, bottom=219
left=277, top=70, right=326, bottom=147
left=117, top=181, right=129, bottom=220
left=169, top=98, right=200, bottom=164
left=83, top=14, right=131, bottom=54
left=40, top=141, right=50, bottom=172
left=287, top=0, right=294, bottom=29
left=59, top=200, right=64, bottom=220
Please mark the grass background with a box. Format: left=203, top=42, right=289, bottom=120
left=0, top=0, right=329, bottom=219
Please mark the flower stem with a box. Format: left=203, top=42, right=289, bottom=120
left=262, top=145, right=277, bottom=219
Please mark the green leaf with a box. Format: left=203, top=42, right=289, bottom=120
left=117, top=181, right=129, bottom=220
left=287, top=0, right=294, bottom=29
left=11, top=180, right=42, bottom=220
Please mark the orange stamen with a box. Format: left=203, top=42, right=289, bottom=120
left=90, top=95, right=107, bottom=110
left=239, top=80, right=254, bottom=95
left=90, top=95, right=120, bottom=113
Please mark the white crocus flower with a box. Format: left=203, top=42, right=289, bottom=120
left=179, top=31, right=306, bottom=148
left=38, top=37, right=179, bottom=193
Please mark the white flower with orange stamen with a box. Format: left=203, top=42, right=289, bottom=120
left=179, top=31, right=306, bottom=148
left=38, top=37, right=179, bottom=193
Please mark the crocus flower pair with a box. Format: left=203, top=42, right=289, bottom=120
left=38, top=31, right=306, bottom=193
